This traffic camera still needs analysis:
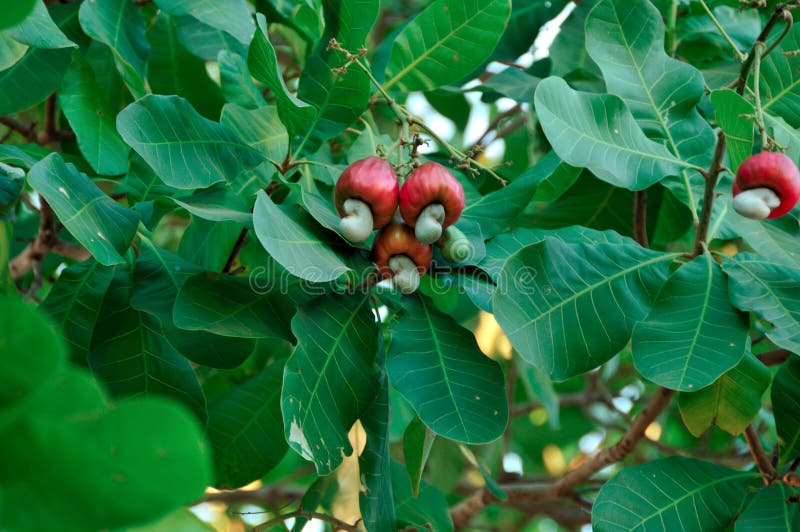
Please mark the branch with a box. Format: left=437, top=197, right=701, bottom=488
left=743, top=424, right=777, bottom=484
left=0, top=116, right=37, bottom=142
left=202, top=486, right=304, bottom=506
left=451, top=387, right=676, bottom=528
left=8, top=201, right=90, bottom=281
left=222, top=228, right=249, bottom=274
left=692, top=131, right=727, bottom=256
left=758, top=348, right=791, bottom=366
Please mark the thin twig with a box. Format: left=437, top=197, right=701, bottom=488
left=758, top=348, right=791, bottom=366
left=222, top=228, right=249, bottom=274
left=693, top=131, right=727, bottom=256
left=0, top=116, right=37, bottom=141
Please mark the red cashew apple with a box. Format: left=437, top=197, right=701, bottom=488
left=372, top=222, right=433, bottom=294
left=399, top=162, right=465, bottom=244
left=334, top=156, right=399, bottom=243
left=732, top=152, right=800, bottom=219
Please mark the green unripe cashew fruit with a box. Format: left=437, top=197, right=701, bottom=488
left=438, top=225, right=472, bottom=263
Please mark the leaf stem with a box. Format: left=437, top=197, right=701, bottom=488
left=699, top=1, right=747, bottom=61
left=753, top=42, right=768, bottom=150
left=633, top=190, right=649, bottom=248
left=666, top=0, right=679, bottom=56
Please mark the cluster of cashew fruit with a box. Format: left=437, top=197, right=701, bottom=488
left=334, top=156, right=468, bottom=294
left=732, top=152, right=800, bottom=219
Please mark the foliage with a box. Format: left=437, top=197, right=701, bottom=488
left=2, top=0, right=800, bottom=530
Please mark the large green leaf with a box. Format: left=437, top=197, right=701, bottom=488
left=359, top=374, right=396, bottom=530
left=0, top=0, right=36, bottom=31
left=172, top=273, right=293, bottom=340
left=382, top=0, right=511, bottom=92
left=60, top=55, right=131, bottom=176
left=534, top=77, right=689, bottom=190
left=759, top=23, right=800, bottom=128
left=711, top=89, right=754, bottom=173
left=773, top=358, right=800, bottom=466
left=218, top=50, right=266, bottom=108
left=490, top=0, right=568, bottom=63
left=90, top=268, right=206, bottom=420
left=0, top=46, right=71, bottom=114
left=40, top=260, right=115, bottom=364
left=632, top=254, right=749, bottom=391
left=719, top=208, right=800, bottom=267
left=282, top=294, right=380, bottom=475
left=0, top=297, right=66, bottom=408
left=678, top=352, right=770, bottom=437
left=131, top=239, right=255, bottom=368
left=724, top=254, right=800, bottom=353
left=7, top=0, right=75, bottom=49
left=78, top=0, right=148, bottom=97
left=177, top=217, right=242, bottom=271
left=592, top=457, right=758, bottom=531
left=175, top=15, right=246, bottom=61
left=252, top=190, right=352, bottom=283
left=391, top=460, right=454, bottom=532
left=461, top=152, right=572, bottom=238
left=586, top=0, right=714, bottom=207
left=220, top=103, right=288, bottom=168
left=248, top=15, right=315, bottom=143
left=117, top=95, right=265, bottom=189
left=206, top=361, right=287, bottom=488
left=171, top=186, right=252, bottom=226
left=295, top=0, right=378, bottom=155
left=387, top=295, right=507, bottom=443
left=494, top=238, right=674, bottom=379
left=0, top=298, right=211, bottom=531
left=0, top=35, right=27, bottom=72
left=154, top=0, right=254, bottom=46
left=735, top=484, right=800, bottom=531
left=147, top=14, right=224, bottom=120
left=27, top=154, right=138, bottom=265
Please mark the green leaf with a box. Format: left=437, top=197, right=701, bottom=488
left=177, top=218, right=243, bottom=271
left=295, top=0, right=378, bottom=155
left=117, top=95, right=265, bottom=189
left=592, top=457, right=758, bottom=531
left=175, top=16, right=246, bottom=61
left=27, top=154, right=138, bottom=265
left=517, top=358, right=560, bottom=430
left=248, top=15, right=315, bottom=143
left=719, top=209, right=800, bottom=267
left=632, top=254, right=749, bottom=391
left=0, top=0, right=35, bottom=30
left=724, top=254, right=800, bottom=354
left=131, top=239, right=255, bottom=368
left=0, top=35, right=27, bottom=72
left=206, top=361, right=287, bottom=488
left=759, top=23, right=800, bottom=128
left=122, top=508, right=214, bottom=532
left=0, top=297, right=66, bottom=408
left=387, top=295, right=508, bottom=443
left=359, top=375, right=396, bottom=530
left=282, top=294, right=380, bottom=475
left=711, top=89, right=755, bottom=173
left=586, top=0, right=714, bottom=206
left=534, top=77, right=689, bottom=190
left=90, top=268, right=207, bottom=421
left=494, top=238, right=674, bottom=380
left=78, top=0, right=149, bottom=97
left=0, top=300, right=211, bottom=531
left=7, top=0, right=75, bottom=49
left=773, top=358, right=800, bottom=466
left=172, top=186, right=252, bottom=226
left=735, top=484, right=800, bottom=531
left=0, top=46, right=71, bottom=115
left=60, top=55, right=131, bottom=176
left=462, top=152, right=569, bottom=238
left=172, top=273, right=293, bottom=340
left=382, top=0, right=512, bottom=92
left=491, top=0, right=568, bottom=62
left=40, top=260, right=116, bottom=364
left=218, top=50, right=266, bottom=108
left=678, top=352, right=770, bottom=437
left=154, top=0, right=254, bottom=46
left=253, top=190, right=352, bottom=283
left=391, top=460, right=454, bottom=532
left=480, top=68, right=540, bottom=103
left=403, top=416, right=436, bottom=498
left=220, top=103, right=288, bottom=168
left=147, top=14, right=224, bottom=120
